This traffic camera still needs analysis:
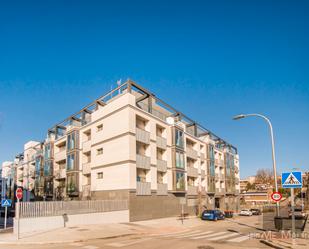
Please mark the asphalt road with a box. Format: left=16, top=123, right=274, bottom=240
left=2, top=216, right=270, bottom=249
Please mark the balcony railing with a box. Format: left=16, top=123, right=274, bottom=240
left=186, top=148, right=198, bottom=160
left=187, top=185, right=198, bottom=195
left=157, top=183, right=168, bottom=195
left=82, top=184, right=91, bottom=197
left=136, top=128, right=150, bottom=144
left=55, top=169, right=66, bottom=179
left=54, top=149, right=66, bottom=162
left=82, top=162, right=91, bottom=175
left=136, top=182, right=151, bottom=195
left=187, top=167, right=198, bottom=178
left=200, top=152, right=205, bottom=161
left=156, top=136, right=167, bottom=149
left=136, top=154, right=151, bottom=170
left=200, top=169, right=206, bottom=179
left=82, top=140, right=91, bottom=153
left=216, top=188, right=225, bottom=195
left=157, top=159, right=167, bottom=172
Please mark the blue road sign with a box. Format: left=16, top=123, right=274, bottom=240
left=1, top=199, right=12, bottom=207
left=282, top=171, right=302, bottom=188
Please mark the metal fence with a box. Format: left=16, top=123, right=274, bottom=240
left=19, top=200, right=128, bottom=218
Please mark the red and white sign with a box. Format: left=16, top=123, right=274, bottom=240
left=16, top=188, right=23, bottom=200
left=271, top=192, right=282, bottom=202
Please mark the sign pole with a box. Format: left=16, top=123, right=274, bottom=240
left=17, top=198, right=20, bottom=240
left=4, top=206, right=7, bottom=230
left=291, top=188, right=295, bottom=245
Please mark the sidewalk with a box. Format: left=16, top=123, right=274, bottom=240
left=0, top=216, right=198, bottom=245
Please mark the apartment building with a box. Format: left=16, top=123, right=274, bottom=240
left=1, top=80, right=240, bottom=221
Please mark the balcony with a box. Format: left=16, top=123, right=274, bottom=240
left=216, top=188, right=225, bottom=195
left=82, top=140, right=91, bottom=153
left=187, top=185, right=198, bottom=195
left=200, top=169, right=206, bottom=179
left=156, top=136, right=167, bottom=150
left=187, top=167, right=198, bottom=178
left=157, top=183, right=168, bottom=195
left=136, top=182, right=151, bottom=195
left=200, top=152, right=205, bottom=161
left=136, top=128, right=150, bottom=144
left=136, top=154, right=151, bottom=170
left=54, top=149, right=66, bottom=162
left=82, top=185, right=91, bottom=198
left=55, top=169, right=66, bottom=180
left=157, top=159, right=167, bottom=172
left=82, top=162, right=91, bottom=175
left=186, top=148, right=198, bottom=160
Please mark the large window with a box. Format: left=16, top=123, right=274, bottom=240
left=67, top=132, right=76, bottom=151
left=44, top=143, right=51, bottom=160
left=35, top=157, right=42, bottom=176
left=44, top=161, right=53, bottom=176
left=67, top=174, right=78, bottom=195
left=208, top=145, right=214, bottom=160
left=175, top=129, right=184, bottom=148
left=67, top=153, right=75, bottom=171
left=176, top=172, right=185, bottom=191
left=175, top=151, right=185, bottom=169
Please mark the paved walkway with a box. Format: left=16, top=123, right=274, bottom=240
left=0, top=216, right=199, bottom=245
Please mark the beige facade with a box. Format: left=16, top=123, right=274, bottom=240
left=2, top=80, right=240, bottom=220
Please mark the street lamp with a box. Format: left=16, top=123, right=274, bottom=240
left=233, top=113, right=280, bottom=216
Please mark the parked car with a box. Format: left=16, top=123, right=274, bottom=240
left=288, top=207, right=306, bottom=219
left=201, top=210, right=225, bottom=221
left=250, top=208, right=261, bottom=215
left=239, top=209, right=253, bottom=216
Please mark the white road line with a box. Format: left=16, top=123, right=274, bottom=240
left=161, top=230, right=193, bottom=237
left=191, top=231, right=228, bottom=239
left=174, top=230, right=202, bottom=238
left=208, top=233, right=239, bottom=241
left=106, top=238, right=151, bottom=248
left=83, top=246, right=99, bottom=249
left=179, top=231, right=214, bottom=238
left=227, top=235, right=249, bottom=242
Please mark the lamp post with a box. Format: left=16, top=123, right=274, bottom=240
left=233, top=113, right=280, bottom=216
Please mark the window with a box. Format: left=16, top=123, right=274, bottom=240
left=175, top=129, right=184, bottom=148
left=97, top=172, right=103, bottom=179
left=67, top=132, right=76, bottom=151
left=176, top=172, right=185, bottom=190
left=44, top=143, right=51, bottom=160
left=97, top=124, right=103, bottom=132
left=97, top=148, right=103, bottom=155
left=67, top=154, right=75, bottom=171
left=175, top=151, right=185, bottom=169
left=44, top=161, right=53, bottom=176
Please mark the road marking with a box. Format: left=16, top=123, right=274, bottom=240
left=191, top=231, right=228, bottom=239
left=160, top=229, right=191, bottom=237
left=208, top=233, right=239, bottom=241
left=227, top=235, right=249, bottom=242
left=83, top=246, right=99, bottom=249
left=174, top=230, right=202, bottom=238
left=177, top=231, right=214, bottom=238
left=106, top=238, right=151, bottom=247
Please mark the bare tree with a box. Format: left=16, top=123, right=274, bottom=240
left=255, top=168, right=274, bottom=185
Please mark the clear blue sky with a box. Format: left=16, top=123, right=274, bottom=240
left=0, top=0, right=308, bottom=178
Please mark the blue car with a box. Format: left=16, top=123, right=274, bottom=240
left=201, top=210, right=225, bottom=221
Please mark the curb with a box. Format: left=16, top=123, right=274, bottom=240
left=260, top=239, right=289, bottom=249
left=0, top=233, right=137, bottom=245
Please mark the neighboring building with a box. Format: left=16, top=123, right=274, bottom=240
left=1, top=80, right=240, bottom=221
left=240, top=176, right=256, bottom=193
left=240, top=189, right=272, bottom=207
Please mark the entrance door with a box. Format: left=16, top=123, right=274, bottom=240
left=215, top=198, right=220, bottom=209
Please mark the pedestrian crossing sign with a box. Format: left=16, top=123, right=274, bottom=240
left=1, top=199, right=12, bottom=207
left=281, top=171, right=302, bottom=188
